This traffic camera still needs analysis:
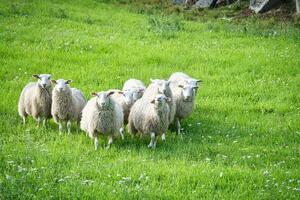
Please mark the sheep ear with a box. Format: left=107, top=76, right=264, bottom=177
left=178, top=85, right=184, bottom=88
left=138, top=88, right=144, bottom=94
left=197, top=80, right=202, bottom=83
left=107, top=91, right=115, bottom=97
left=193, top=86, right=199, bottom=89
left=150, top=99, right=155, bottom=104
left=66, top=80, right=72, bottom=84
left=32, top=74, right=40, bottom=79
left=51, top=80, right=57, bottom=84
left=118, top=91, right=124, bottom=94
left=91, top=92, right=98, bottom=97
left=166, top=81, right=170, bottom=86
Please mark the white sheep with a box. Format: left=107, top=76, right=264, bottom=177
left=108, top=89, right=133, bottom=125
left=18, top=74, right=52, bottom=126
left=51, top=79, right=86, bottom=134
left=122, top=79, right=146, bottom=103
left=80, top=91, right=124, bottom=150
left=142, top=79, right=176, bottom=141
left=169, top=72, right=201, bottom=95
left=169, top=72, right=201, bottom=137
left=128, top=93, right=170, bottom=149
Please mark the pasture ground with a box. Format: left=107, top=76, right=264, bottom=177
left=0, top=0, right=299, bottom=199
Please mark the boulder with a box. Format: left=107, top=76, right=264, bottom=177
left=174, top=0, right=186, bottom=4
left=249, top=0, right=283, bottom=13
left=194, top=0, right=218, bottom=8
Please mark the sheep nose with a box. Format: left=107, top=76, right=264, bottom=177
left=42, top=84, right=46, bottom=88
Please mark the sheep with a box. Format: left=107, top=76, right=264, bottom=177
left=108, top=89, right=133, bottom=126
left=51, top=79, right=86, bottom=134
left=169, top=72, right=202, bottom=95
left=169, top=72, right=202, bottom=137
left=122, top=79, right=146, bottom=103
left=142, top=79, right=176, bottom=141
left=128, top=93, right=170, bottom=149
left=80, top=91, right=124, bottom=150
left=18, top=74, right=52, bottom=127
left=106, top=89, right=128, bottom=137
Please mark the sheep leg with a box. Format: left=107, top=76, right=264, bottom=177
left=76, top=120, right=80, bottom=134
left=58, top=121, right=63, bottom=134
left=119, top=127, right=125, bottom=140
left=106, top=135, right=113, bottom=149
left=153, top=136, right=158, bottom=149
left=161, top=133, right=166, bottom=142
left=22, top=116, right=26, bottom=125
left=148, top=132, right=155, bottom=149
left=36, top=117, right=41, bottom=127
left=95, top=135, right=99, bottom=150
left=176, top=118, right=182, bottom=138
left=43, top=118, right=48, bottom=128
left=67, top=120, right=71, bottom=134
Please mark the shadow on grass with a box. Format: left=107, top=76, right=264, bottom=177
left=3, top=104, right=280, bottom=170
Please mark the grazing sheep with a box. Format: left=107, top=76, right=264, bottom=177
left=142, top=79, right=176, bottom=140
left=80, top=91, right=124, bottom=150
left=169, top=72, right=201, bottom=137
left=51, top=79, right=86, bottom=134
left=128, top=94, right=170, bottom=149
left=122, top=79, right=146, bottom=103
left=18, top=74, right=52, bottom=126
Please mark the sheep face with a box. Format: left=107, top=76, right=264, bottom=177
left=185, top=78, right=202, bottom=94
left=150, top=79, right=171, bottom=95
left=178, top=84, right=197, bottom=102
left=52, top=79, right=71, bottom=92
left=33, top=74, right=52, bottom=89
left=92, top=91, right=114, bottom=109
left=123, top=90, right=134, bottom=105
left=132, top=87, right=144, bottom=102
left=150, top=94, right=170, bottom=108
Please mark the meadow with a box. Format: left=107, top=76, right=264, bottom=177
left=0, top=0, right=299, bottom=199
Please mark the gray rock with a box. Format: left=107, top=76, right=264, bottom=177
left=195, top=0, right=218, bottom=8
left=174, top=0, right=186, bottom=4
left=249, top=0, right=282, bottom=13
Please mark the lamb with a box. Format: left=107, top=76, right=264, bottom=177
left=51, top=79, right=86, bottom=134
left=18, top=74, right=52, bottom=126
left=128, top=94, right=170, bottom=149
left=169, top=72, right=202, bottom=137
left=122, top=79, right=146, bottom=103
left=142, top=79, right=176, bottom=140
left=80, top=91, right=124, bottom=150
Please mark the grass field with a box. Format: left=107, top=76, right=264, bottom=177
left=0, top=0, right=300, bottom=199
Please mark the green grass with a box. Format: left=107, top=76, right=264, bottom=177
left=0, top=0, right=300, bottom=199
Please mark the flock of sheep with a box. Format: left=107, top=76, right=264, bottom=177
left=18, top=72, right=201, bottom=150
